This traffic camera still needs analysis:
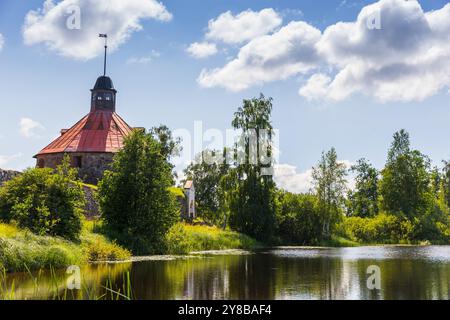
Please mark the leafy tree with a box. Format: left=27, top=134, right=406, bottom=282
left=150, top=124, right=182, bottom=180
left=430, top=167, right=442, bottom=200
left=183, top=149, right=229, bottom=225
left=312, top=147, right=347, bottom=238
left=442, top=161, right=450, bottom=208
left=0, top=156, right=84, bottom=240
left=347, top=158, right=379, bottom=218
left=225, top=94, right=277, bottom=242
left=276, top=191, right=323, bottom=245
left=98, top=129, right=179, bottom=254
left=379, top=130, right=433, bottom=221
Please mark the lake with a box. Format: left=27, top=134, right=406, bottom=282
left=3, top=246, right=449, bottom=300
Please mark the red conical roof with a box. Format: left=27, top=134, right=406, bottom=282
left=35, top=111, right=133, bottom=156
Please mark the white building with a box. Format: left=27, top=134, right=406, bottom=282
left=183, top=180, right=196, bottom=220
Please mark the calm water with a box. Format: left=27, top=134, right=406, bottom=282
left=4, top=246, right=450, bottom=300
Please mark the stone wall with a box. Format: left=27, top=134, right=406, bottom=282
left=0, top=169, right=21, bottom=186
left=36, top=152, right=115, bottom=185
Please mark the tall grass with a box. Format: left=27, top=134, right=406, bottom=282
left=0, top=222, right=131, bottom=273
left=166, top=223, right=260, bottom=254
left=0, top=265, right=134, bottom=300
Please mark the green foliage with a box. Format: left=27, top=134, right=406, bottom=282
left=0, top=223, right=83, bottom=272
left=379, top=130, right=433, bottom=221
left=0, top=157, right=84, bottom=240
left=338, top=213, right=410, bottom=244
left=168, top=187, right=185, bottom=199
left=98, top=129, right=180, bottom=255
left=183, top=149, right=229, bottom=225
left=442, top=161, right=450, bottom=208
left=165, top=223, right=259, bottom=255
left=275, top=191, right=323, bottom=245
left=347, top=158, right=379, bottom=218
left=312, top=147, right=347, bottom=238
left=0, top=221, right=131, bottom=272
left=225, top=94, right=277, bottom=243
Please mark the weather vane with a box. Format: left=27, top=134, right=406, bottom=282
left=99, top=34, right=108, bottom=76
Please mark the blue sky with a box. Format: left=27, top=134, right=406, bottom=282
left=1, top=0, right=450, bottom=192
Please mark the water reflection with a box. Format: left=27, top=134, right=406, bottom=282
left=3, top=246, right=450, bottom=300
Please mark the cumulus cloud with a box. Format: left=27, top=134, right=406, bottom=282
left=298, top=73, right=332, bottom=101
left=274, top=164, right=314, bottom=194
left=19, top=118, right=45, bottom=138
left=198, top=21, right=322, bottom=91
left=0, top=33, right=4, bottom=51
left=275, top=160, right=355, bottom=194
left=206, top=8, right=282, bottom=44
left=306, top=0, right=450, bottom=102
left=23, top=0, right=172, bottom=60
left=199, top=0, right=450, bottom=103
left=187, top=42, right=218, bottom=59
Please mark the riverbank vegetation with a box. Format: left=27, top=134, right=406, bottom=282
left=165, top=223, right=259, bottom=254
left=184, top=95, right=450, bottom=246
left=0, top=221, right=130, bottom=272
left=0, top=159, right=130, bottom=272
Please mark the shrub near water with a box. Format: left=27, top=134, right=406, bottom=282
left=0, top=158, right=85, bottom=240
left=338, top=213, right=412, bottom=244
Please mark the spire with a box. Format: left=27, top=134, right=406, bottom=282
left=99, top=34, right=108, bottom=76
left=90, top=34, right=116, bottom=112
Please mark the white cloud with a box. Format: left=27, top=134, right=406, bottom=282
left=274, top=164, right=314, bottom=194
left=0, top=154, right=22, bottom=170
left=198, top=0, right=450, bottom=103
left=198, top=21, right=322, bottom=91
left=206, top=8, right=282, bottom=44
left=0, top=33, right=4, bottom=51
left=187, top=42, right=218, bottom=59
left=275, top=160, right=355, bottom=194
left=126, top=50, right=160, bottom=64
left=306, top=0, right=450, bottom=102
left=19, top=118, right=45, bottom=138
left=23, top=0, right=172, bottom=60
left=299, top=73, right=332, bottom=101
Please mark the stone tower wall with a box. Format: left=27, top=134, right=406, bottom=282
left=35, top=152, right=115, bottom=185
left=0, top=169, right=21, bottom=186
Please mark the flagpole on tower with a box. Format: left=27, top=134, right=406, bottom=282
left=99, top=34, right=108, bottom=76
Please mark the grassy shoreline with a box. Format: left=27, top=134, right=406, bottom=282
left=1, top=221, right=261, bottom=273
left=165, top=223, right=261, bottom=254
left=6, top=219, right=435, bottom=274
left=0, top=222, right=130, bottom=273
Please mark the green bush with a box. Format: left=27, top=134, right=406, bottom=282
left=338, top=213, right=413, bottom=244
left=275, top=192, right=323, bottom=245
left=0, top=159, right=85, bottom=240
